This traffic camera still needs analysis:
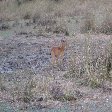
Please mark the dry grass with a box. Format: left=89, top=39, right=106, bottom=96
left=0, top=69, right=77, bottom=110
left=0, top=35, right=111, bottom=110
left=0, top=0, right=112, bottom=34
left=64, top=35, right=112, bottom=88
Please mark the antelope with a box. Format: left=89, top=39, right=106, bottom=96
left=51, top=39, right=67, bottom=65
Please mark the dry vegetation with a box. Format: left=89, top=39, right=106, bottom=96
left=0, top=0, right=112, bottom=111
left=64, top=35, right=112, bottom=88
left=0, top=35, right=112, bottom=111
left=0, top=0, right=112, bottom=34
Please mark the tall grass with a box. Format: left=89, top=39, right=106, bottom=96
left=64, top=34, right=112, bottom=88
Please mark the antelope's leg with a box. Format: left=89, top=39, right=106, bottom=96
left=51, top=51, right=56, bottom=65
left=60, top=52, right=64, bottom=64
left=52, top=56, right=55, bottom=65
left=55, top=57, right=58, bottom=65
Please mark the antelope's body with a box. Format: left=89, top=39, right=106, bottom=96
left=51, top=39, right=67, bottom=65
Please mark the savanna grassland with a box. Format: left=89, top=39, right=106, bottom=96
left=0, top=0, right=112, bottom=111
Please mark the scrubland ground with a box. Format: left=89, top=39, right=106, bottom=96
left=0, top=0, right=112, bottom=111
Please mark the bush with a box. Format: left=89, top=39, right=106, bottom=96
left=0, top=23, right=10, bottom=31
left=99, top=20, right=112, bottom=35
left=37, top=18, right=56, bottom=26
left=0, top=76, right=6, bottom=91
left=16, top=0, right=35, bottom=6
left=23, top=13, right=31, bottom=19
left=32, top=13, right=41, bottom=23
left=89, top=78, right=101, bottom=88
left=50, top=0, right=62, bottom=3
left=53, top=26, right=69, bottom=35
left=80, top=19, right=95, bottom=33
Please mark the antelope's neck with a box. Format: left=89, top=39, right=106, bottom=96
left=60, top=44, right=65, bottom=50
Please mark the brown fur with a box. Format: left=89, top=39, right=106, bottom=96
left=51, top=40, right=67, bottom=64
